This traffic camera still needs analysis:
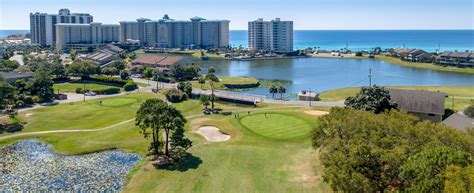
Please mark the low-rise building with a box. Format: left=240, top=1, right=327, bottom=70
left=442, top=113, right=474, bottom=132
left=131, top=55, right=183, bottom=74
left=86, top=44, right=124, bottom=66
left=392, top=48, right=432, bottom=62
left=437, top=51, right=474, bottom=67
left=388, top=88, right=446, bottom=123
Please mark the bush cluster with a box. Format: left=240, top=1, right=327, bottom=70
left=92, top=87, right=121, bottom=95
left=123, top=82, right=138, bottom=92
left=164, top=89, right=187, bottom=103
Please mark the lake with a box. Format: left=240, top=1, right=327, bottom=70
left=194, top=57, right=474, bottom=97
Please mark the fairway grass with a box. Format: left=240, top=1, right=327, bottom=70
left=0, top=93, right=331, bottom=192
left=240, top=113, right=312, bottom=140
left=319, top=86, right=474, bottom=111
left=376, top=56, right=474, bottom=75
left=53, top=82, right=123, bottom=93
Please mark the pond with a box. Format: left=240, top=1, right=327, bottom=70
left=0, top=140, right=140, bottom=191
left=195, top=58, right=474, bottom=97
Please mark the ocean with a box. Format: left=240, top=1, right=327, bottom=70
left=230, top=30, right=474, bottom=52
left=1, top=30, right=473, bottom=52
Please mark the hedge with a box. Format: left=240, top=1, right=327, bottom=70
left=92, top=87, right=121, bottom=95
left=75, top=88, right=90, bottom=94
left=83, top=75, right=127, bottom=86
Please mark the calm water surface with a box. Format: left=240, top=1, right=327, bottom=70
left=195, top=58, right=474, bottom=97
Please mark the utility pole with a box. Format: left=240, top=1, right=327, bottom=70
left=368, top=68, right=372, bottom=87
left=83, top=82, right=86, bottom=102
left=309, top=88, right=312, bottom=107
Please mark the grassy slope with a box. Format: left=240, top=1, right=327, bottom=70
left=124, top=109, right=330, bottom=193
left=376, top=55, right=474, bottom=74
left=191, top=76, right=259, bottom=90
left=0, top=92, right=331, bottom=192
left=319, top=86, right=474, bottom=111
left=53, top=82, right=123, bottom=93
left=0, top=92, right=155, bottom=135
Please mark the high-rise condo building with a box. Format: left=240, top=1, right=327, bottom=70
left=119, top=15, right=230, bottom=49
left=248, top=18, right=293, bottom=52
left=30, top=9, right=93, bottom=46
left=55, top=23, right=120, bottom=50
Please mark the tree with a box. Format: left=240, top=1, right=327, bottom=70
left=205, top=67, right=219, bottom=110
left=49, top=61, right=66, bottom=79
left=120, top=70, right=130, bottom=80
left=177, top=81, right=192, bottom=96
left=200, top=95, right=210, bottom=110
left=31, top=67, right=54, bottom=102
left=344, top=85, right=397, bottom=114
left=198, top=75, right=206, bottom=89
left=67, top=60, right=98, bottom=78
left=110, top=60, right=126, bottom=71
left=101, top=66, right=119, bottom=76
left=169, top=64, right=201, bottom=81
left=0, top=77, right=17, bottom=117
left=312, top=107, right=474, bottom=192
left=169, top=122, right=192, bottom=160
left=136, top=99, right=167, bottom=156
left=399, top=146, right=471, bottom=192
left=277, top=85, right=286, bottom=99
left=0, top=60, right=20, bottom=72
left=136, top=99, right=189, bottom=158
left=269, top=85, right=278, bottom=99
left=144, top=67, right=154, bottom=84
left=464, top=105, right=474, bottom=118
left=69, top=49, right=77, bottom=61
left=443, top=165, right=474, bottom=192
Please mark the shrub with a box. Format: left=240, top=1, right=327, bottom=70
left=123, top=82, right=138, bottom=91
left=164, top=89, right=187, bottom=103
left=464, top=105, right=474, bottom=118
left=92, top=87, right=121, bottom=95
left=355, top=51, right=363, bottom=57
left=75, top=87, right=90, bottom=94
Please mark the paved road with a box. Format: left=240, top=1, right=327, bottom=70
left=133, top=78, right=345, bottom=107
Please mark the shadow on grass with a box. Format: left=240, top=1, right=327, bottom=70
left=152, top=153, right=202, bottom=172
left=0, top=123, right=24, bottom=134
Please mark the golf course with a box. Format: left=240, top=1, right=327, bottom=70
left=0, top=91, right=331, bottom=192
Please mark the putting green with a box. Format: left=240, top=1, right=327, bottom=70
left=240, top=113, right=312, bottom=139
left=101, top=98, right=138, bottom=107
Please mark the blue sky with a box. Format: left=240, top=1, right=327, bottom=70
left=1, top=0, right=473, bottom=30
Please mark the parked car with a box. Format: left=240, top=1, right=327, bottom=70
left=84, top=92, right=96, bottom=96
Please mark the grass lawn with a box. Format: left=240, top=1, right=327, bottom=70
left=53, top=82, right=123, bottom=93
left=0, top=92, right=330, bottom=192
left=0, top=92, right=156, bottom=135
left=192, top=51, right=224, bottom=59
left=319, top=86, right=474, bottom=111
left=376, top=55, right=474, bottom=74
left=240, top=113, right=312, bottom=140
left=191, top=76, right=259, bottom=90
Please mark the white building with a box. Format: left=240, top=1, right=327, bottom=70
left=119, top=15, right=230, bottom=49
left=30, top=9, right=93, bottom=46
left=248, top=18, right=293, bottom=52
left=55, top=23, right=119, bottom=50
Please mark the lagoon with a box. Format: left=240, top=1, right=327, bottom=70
left=195, top=57, right=474, bottom=97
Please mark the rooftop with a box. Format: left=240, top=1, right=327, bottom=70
left=388, top=88, right=446, bottom=115
left=442, top=113, right=474, bottom=131
left=131, top=55, right=183, bottom=66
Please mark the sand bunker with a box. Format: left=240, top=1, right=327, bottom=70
left=196, top=126, right=230, bottom=142
left=304, top=110, right=329, bottom=116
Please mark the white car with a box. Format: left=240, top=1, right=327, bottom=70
left=84, top=92, right=96, bottom=96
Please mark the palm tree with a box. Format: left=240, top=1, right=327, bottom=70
left=205, top=67, right=219, bottom=110
left=277, top=85, right=286, bottom=100
left=269, top=85, right=278, bottom=99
